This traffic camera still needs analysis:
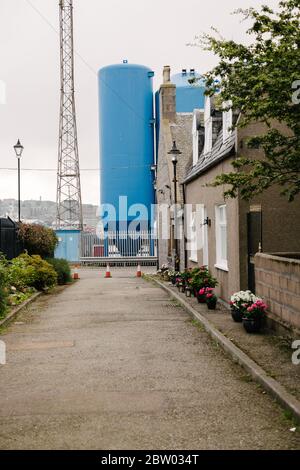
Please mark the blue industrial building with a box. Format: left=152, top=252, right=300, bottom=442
left=55, top=229, right=81, bottom=262
left=98, top=62, right=155, bottom=230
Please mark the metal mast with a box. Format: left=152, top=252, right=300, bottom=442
left=56, top=0, right=83, bottom=230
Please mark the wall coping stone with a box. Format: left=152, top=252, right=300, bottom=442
left=255, top=252, right=300, bottom=266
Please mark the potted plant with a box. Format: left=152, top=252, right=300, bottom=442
left=197, top=287, right=208, bottom=303
left=206, top=291, right=218, bottom=310
left=168, top=270, right=177, bottom=285
left=243, top=300, right=267, bottom=333
left=197, top=287, right=213, bottom=304
left=191, top=267, right=218, bottom=298
left=175, top=276, right=182, bottom=290
left=230, top=290, right=259, bottom=323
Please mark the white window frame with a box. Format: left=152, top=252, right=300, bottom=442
left=189, top=211, right=198, bottom=263
left=215, top=204, right=228, bottom=271
left=202, top=206, right=209, bottom=267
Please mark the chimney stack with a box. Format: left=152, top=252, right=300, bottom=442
left=160, top=66, right=176, bottom=122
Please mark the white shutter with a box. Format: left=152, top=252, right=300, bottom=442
left=204, top=118, right=212, bottom=154
left=192, top=113, right=199, bottom=166
left=222, top=101, right=233, bottom=142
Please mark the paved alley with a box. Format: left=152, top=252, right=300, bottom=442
left=0, top=269, right=299, bottom=450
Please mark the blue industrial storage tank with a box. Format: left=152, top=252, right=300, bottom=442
left=171, top=69, right=205, bottom=112
left=98, top=62, right=155, bottom=230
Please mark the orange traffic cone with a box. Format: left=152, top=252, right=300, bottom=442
left=105, top=264, right=112, bottom=278
left=136, top=264, right=142, bottom=278
left=73, top=265, right=80, bottom=280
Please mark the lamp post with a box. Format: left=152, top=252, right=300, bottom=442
left=13, top=139, right=24, bottom=222
left=168, top=141, right=182, bottom=271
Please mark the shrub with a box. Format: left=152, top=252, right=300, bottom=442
left=46, top=258, right=71, bottom=285
left=6, top=254, right=36, bottom=290
left=8, top=254, right=57, bottom=291
left=18, top=224, right=58, bottom=258
left=0, top=256, right=8, bottom=318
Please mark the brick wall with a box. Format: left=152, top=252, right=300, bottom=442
left=255, top=253, right=300, bottom=331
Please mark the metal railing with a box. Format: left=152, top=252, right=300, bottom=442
left=80, top=231, right=158, bottom=266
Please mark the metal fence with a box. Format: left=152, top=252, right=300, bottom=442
left=0, top=218, right=22, bottom=260
left=80, top=231, right=158, bottom=266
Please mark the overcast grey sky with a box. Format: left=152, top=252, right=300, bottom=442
left=0, top=0, right=279, bottom=205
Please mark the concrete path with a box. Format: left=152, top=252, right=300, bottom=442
left=0, top=269, right=299, bottom=450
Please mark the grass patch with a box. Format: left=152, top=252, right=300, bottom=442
left=190, top=319, right=205, bottom=332
left=169, top=298, right=181, bottom=308
left=282, top=409, right=300, bottom=429
left=240, top=374, right=254, bottom=383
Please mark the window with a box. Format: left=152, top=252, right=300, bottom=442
left=215, top=205, right=228, bottom=271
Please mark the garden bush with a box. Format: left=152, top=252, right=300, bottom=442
left=6, top=254, right=36, bottom=290
left=18, top=224, right=58, bottom=258
left=0, top=256, right=8, bottom=318
left=8, top=254, right=57, bottom=291
left=46, top=258, right=71, bottom=285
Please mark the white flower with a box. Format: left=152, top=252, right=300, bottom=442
left=230, top=290, right=261, bottom=306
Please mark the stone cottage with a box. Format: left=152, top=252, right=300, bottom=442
left=183, top=96, right=300, bottom=314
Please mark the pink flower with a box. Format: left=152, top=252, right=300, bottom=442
left=206, top=293, right=214, bottom=299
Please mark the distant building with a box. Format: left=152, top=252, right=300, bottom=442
left=0, top=199, right=99, bottom=231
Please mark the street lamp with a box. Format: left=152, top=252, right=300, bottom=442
left=168, top=141, right=182, bottom=271
left=13, top=139, right=24, bottom=222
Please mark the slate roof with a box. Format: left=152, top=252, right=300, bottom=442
left=184, top=129, right=237, bottom=184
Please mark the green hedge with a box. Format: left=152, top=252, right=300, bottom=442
left=18, top=223, right=58, bottom=258
left=0, top=254, right=71, bottom=320
left=46, top=258, right=72, bottom=285
left=7, top=254, right=57, bottom=291
left=0, top=258, right=8, bottom=318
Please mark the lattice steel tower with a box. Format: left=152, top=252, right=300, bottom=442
left=56, top=0, right=83, bottom=230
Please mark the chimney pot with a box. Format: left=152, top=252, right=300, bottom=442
left=163, top=66, right=171, bottom=84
